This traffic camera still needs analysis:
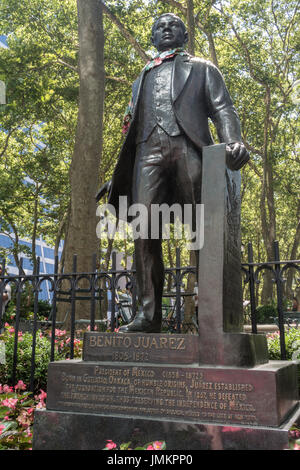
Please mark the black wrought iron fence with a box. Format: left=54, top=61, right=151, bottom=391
left=242, top=240, right=300, bottom=360
left=0, top=249, right=196, bottom=392
left=0, top=242, right=299, bottom=391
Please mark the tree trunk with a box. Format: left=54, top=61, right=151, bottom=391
left=58, top=0, right=105, bottom=321
left=285, top=200, right=300, bottom=299
left=31, top=183, right=39, bottom=274
left=259, top=89, right=277, bottom=305
left=186, top=0, right=195, bottom=55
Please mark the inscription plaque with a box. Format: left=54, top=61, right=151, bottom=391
left=46, top=360, right=298, bottom=428
left=83, top=332, right=199, bottom=364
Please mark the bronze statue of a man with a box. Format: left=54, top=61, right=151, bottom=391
left=100, top=13, right=249, bottom=333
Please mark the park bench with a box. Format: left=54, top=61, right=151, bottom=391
left=273, top=312, right=300, bottom=329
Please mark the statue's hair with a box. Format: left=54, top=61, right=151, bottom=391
left=151, top=13, right=187, bottom=36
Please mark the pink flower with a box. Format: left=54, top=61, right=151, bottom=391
left=37, top=390, right=47, bottom=402
left=15, top=380, right=26, bottom=391
left=153, top=441, right=164, bottom=449
left=147, top=441, right=165, bottom=450
left=2, top=385, right=13, bottom=393
left=1, top=398, right=18, bottom=409
left=293, top=442, right=300, bottom=450
left=105, top=440, right=117, bottom=450
left=55, top=329, right=66, bottom=337
left=0, top=424, right=5, bottom=435
left=35, top=401, right=45, bottom=409
left=35, top=389, right=47, bottom=409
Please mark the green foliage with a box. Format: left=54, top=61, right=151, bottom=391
left=0, top=0, right=75, bottom=263
left=0, top=382, right=46, bottom=450
left=0, top=328, right=54, bottom=391
left=289, top=425, right=300, bottom=450
left=267, top=328, right=300, bottom=395
left=0, top=0, right=299, bottom=292
left=2, top=282, right=52, bottom=322
left=33, top=300, right=52, bottom=318
left=267, top=328, right=300, bottom=360
left=255, top=304, right=277, bottom=324
left=0, top=324, right=83, bottom=393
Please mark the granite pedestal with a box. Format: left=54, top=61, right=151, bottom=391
left=33, top=332, right=300, bottom=450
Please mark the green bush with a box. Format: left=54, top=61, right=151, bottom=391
left=256, top=304, right=277, bottom=324
left=0, top=382, right=47, bottom=450
left=0, top=328, right=59, bottom=392
left=268, top=329, right=300, bottom=394
left=267, top=328, right=300, bottom=360
left=2, top=281, right=52, bottom=323
left=0, top=325, right=84, bottom=393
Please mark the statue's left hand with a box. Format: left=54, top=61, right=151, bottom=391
left=226, top=142, right=250, bottom=171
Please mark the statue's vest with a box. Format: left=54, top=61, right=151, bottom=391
left=136, top=59, right=182, bottom=144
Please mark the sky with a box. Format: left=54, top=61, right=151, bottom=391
left=0, top=35, right=8, bottom=48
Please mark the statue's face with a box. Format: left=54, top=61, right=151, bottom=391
left=151, top=14, right=188, bottom=52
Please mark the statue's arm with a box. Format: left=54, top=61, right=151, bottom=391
left=204, top=63, right=249, bottom=170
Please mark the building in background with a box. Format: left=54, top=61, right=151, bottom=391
left=0, top=233, right=63, bottom=302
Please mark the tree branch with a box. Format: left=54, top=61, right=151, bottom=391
left=102, top=2, right=150, bottom=63
left=57, top=58, right=79, bottom=73
left=106, top=76, right=131, bottom=85
left=160, top=0, right=186, bottom=14
left=0, top=128, right=17, bottom=159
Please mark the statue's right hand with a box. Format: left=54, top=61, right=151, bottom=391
left=226, top=143, right=250, bottom=171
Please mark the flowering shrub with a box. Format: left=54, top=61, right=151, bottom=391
left=289, top=425, right=300, bottom=450
left=0, top=325, right=57, bottom=392
left=0, top=325, right=83, bottom=393
left=103, top=439, right=166, bottom=450
left=267, top=328, right=300, bottom=360
left=47, top=328, right=83, bottom=359
left=0, top=380, right=46, bottom=450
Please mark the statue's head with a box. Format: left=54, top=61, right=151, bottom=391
left=151, top=13, right=188, bottom=52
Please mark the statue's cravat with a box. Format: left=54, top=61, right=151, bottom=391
left=122, top=48, right=189, bottom=134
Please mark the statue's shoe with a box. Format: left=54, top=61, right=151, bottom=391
left=118, top=316, right=161, bottom=334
